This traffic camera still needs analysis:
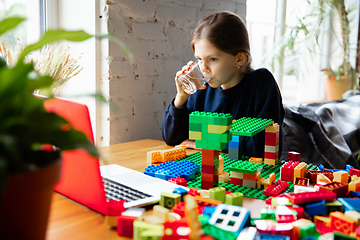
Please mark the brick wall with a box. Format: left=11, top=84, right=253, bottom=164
left=106, top=0, right=246, bottom=144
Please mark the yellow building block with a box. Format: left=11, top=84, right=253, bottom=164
left=293, top=218, right=313, bottom=240
left=317, top=173, right=332, bottom=184
left=264, top=158, right=278, bottom=165
left=294, top=162, right=307, bottom=180
left=265, top=123, right=279, bottom=133
left=189, top=131, right=202, bottom=140
left=349, top=179, right=360, bottom=192
left=333, top=170, right=349, bottom=185
left=249, top=157, right=263, bottom=164
left=207, top=124, right=232, bottom=134
left=219, top=172, right=229, bottom=183
left=219, top=155, right=224, bottom=174
left=345, top=210, right=360, bottom=226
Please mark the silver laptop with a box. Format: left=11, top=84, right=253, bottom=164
left=100, top=164, right=189, bottom=209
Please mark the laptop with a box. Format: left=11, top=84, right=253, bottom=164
left=44, top=98, right=188, bottom=215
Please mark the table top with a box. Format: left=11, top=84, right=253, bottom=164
left=46, top=139, right=266, bottom=240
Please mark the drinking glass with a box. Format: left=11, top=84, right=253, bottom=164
left=177, top=61, right=211, bottom=94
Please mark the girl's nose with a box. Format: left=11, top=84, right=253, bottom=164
left=199, top=60, right=210, bottom=73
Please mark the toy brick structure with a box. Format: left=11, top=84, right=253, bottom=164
left=264, top=123, right=280, bottom=165
left=229, top=161, right=263, bottom=188
left=189, top=111, right=232, bottom=189
left=229, top=117, right=274, bottom=161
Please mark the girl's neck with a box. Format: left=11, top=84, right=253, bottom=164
left=221, top=70, right=245, bottom=90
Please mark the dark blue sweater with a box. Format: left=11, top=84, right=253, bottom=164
left=161, top=68, right=285, bottom=157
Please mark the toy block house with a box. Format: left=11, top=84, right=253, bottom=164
left=264, top=123, right=280, bottom=165
left=189, top=111, right=233, bottom=189
left=229, top=117, right=274, bottom=161
left=229, top=161, right=263, bottom=188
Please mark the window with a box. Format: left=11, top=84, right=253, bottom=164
left=0, top=0, right=42, bottom=65
left=247, top=0, right=359, bottom=104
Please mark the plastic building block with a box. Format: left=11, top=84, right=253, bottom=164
left=229, top=161, right=263, bottom=175
left=184, top=195, right=202, bottom=240
left=333, top=170, right=349, bottom=184
left=144, top=160, right=199, bottom=181
left=193, top=195, right=222, bottom=207
left=208, top=204, right=251, bottom=235
left=275, top=213, right=297, bottom=223
left=305, top=200, right=327, bottom=217
left=163, top=218, right=190, bottom=240
left=337, top=198, right=360, bottom=211
left=168, top=176, right=188, bottom=187
left=243, top=179, right=257, bottom=188
left=319, top=182, right=348, bottom=197
left=280, top=161, right=299, bottom=183
left=160, top=192, right=181, bottom=209
left=299, top=222, right=320, bottom=240
left=350, top=168, right=360, bottom=177
left=294, top=177, right=309, bottom=187
left=144, top=205, right=172, bottom=225
left=209, top=186, right=226, bottom=202
left=292, top=218, right=313, bottom=240
left=287, top=151, right=300, bottom=161
left=105, top=199, right=126, bottom=228
left=219, top=172, right=229, bottom=183
left=117, top=215, right=138, bottom=238
left=325, top=199, right=344, bottom=214
left=284, top=190, right=337, bottom=204
left=173, top=187, right=188, bottom=201
left=344, top=210, right=360, bottom=226
left=306, top=170, right=334, bottom=183
left=316, top=173, right=333, bottom=184
left=263, top=180, right=289, bottom=197
left=133, top=220, right=164, bottom=240
left=330, top=211, right=357, bottom=235
left=237, top=226, right=258, bottom=239
left=198, top=215, right=238, bottom=240
left=249, top=157, right=263, bottom=164
left=225, top=192, right=243, bottom=206
left=333, top=232, right=357, bottom=240
left=348, top=179, right=360, bottom=192
left=257, top=173, right=276, bottom=190
left=254, top=219, right=293, bottom=238
left=259, top=234, right=290, bottom=240
left=230, top=117, right=273, bottom=136
left=147, top=145, right=187, bottom=165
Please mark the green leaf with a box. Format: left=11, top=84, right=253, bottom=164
left=19, top=30, right=93, bottom=62
left=0, top=17, right=25, bottom=35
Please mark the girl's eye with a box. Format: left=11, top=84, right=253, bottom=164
left=210, top=58, right=217, bottom=62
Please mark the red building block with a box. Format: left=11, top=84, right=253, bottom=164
left=318, top=182, right=348, bottom=197
left=168, top=176, right=187, bottom=187
left=230, top=177, right=243, bottom=186
left=288, top=151, right=300, bottom=161
left=263, top=180, right=289, bottom=197
left=106, top=199, right=125, bottom=216
left=163, top=218, right=190, bottom=240
left=280, top=161, right=300, bottom=183
left=117, top=215, right=137, bottom=238
left=350, top=168, right=360, bottom=177
left=284, top=190, right=337, bottom=204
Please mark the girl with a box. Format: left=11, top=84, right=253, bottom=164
left=161, top=11, right=285, bottom=158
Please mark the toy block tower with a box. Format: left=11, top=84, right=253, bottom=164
left=264, top=123, right=280, bottom=165
left=189, top=111, right=233, bottom=189
left=229, top=161, right=263, bottom=188
left=230, top=117, right=274, bottom=161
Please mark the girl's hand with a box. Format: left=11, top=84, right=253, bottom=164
left=174, top=61, right=193, bottom=108
left=179, top=139, right=199, bottom=150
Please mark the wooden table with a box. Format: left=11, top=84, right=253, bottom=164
left=46, top=139, right=266, bottom=240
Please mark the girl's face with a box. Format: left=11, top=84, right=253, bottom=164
left=193, top=39, right=245, bottom=90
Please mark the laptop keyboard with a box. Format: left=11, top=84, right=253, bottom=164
left=102, top=177, right=152, bottom=202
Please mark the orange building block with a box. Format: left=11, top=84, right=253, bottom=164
left=330, top=211, right=357, bottom=235
left=349, top=179, right=360, bottom=192
left=243, top=171, right=261, bottom=181
left=333, top=170, right=349, bottom=185
left=249, top=157, right=263, bottom=164
left=294, top=162, right=307, bottom=181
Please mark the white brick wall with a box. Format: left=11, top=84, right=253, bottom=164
left=107, top=0, right=247, bottom=144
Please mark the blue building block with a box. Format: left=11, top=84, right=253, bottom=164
left=349, top=191, right=360, bottom=198
left=259, top=234, right=290, bottom=240
left=172, top=187, right=188, bottom=202
left=318, top=164, right=354, bottom=174
left=144, top=160, right=200, bottom=181
left=305, top=200, right=327, bottom=217
left=337, top=198, right=360, bottom=211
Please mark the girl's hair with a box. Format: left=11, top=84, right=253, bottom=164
left=191, top=11, right=253, bottom=74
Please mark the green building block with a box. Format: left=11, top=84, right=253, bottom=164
left=209, top=186, right=226, bottom=202
left=229, top=161, right=263, bottom=174
left=326, top=199, right=344, bottom=213
left=160, top=192, right=181, bottom=209
left=334, top=232, right=356, bottom=240
left=225, top=192, right=243, bottom=206
left=133, top=220, right=164, bottom=240
left=230, top=117, right=273, bottom=136
left=300, top=223, right=321, bottom=240
left=189, top=122, right=202, bottom=132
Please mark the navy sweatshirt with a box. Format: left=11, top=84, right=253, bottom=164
left=161, top=68, right=285, bottom=158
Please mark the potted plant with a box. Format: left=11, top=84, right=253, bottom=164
left=264, top=0, right=359, bottom=101
left=0, top=17, right=99, bottom=240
